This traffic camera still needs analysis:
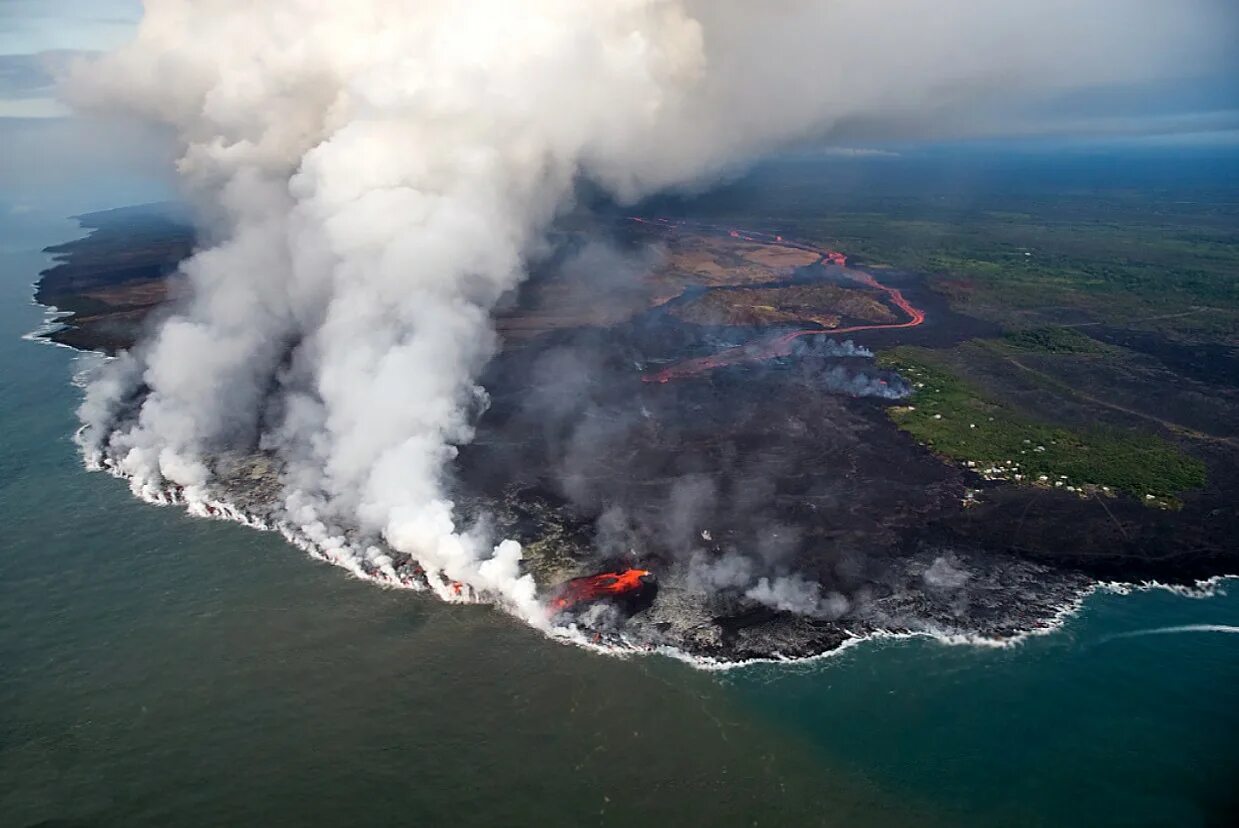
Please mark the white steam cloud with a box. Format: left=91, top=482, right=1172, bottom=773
left=746, top=575, right=850, bottom=620
left=69, top=1, right=1230, bottom=623
left=687, top=553, right=850, bottom=619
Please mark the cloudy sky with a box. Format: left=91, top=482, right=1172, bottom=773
left=0, top=0, right=138, bottom=117
left=0, top=1, right=171, bottom=217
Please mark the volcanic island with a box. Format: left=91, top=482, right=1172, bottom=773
left=35, top=204, right=1239, bottom=664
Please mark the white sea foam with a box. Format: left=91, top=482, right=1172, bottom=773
left=1097, top=577, right=1232, bottom=600
left=22, top=301, right=87, bottom=354
left=1100, top=624, right=1239, bottom=643
left=22, top=234, right=96, bottom=354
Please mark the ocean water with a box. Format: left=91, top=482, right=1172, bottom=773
left=2, top=211, right=1237, bottom=828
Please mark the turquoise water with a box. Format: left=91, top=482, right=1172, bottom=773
left=2, top=210, right=1237, bottom=828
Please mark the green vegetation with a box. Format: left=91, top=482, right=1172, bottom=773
left=806, top=206, right=1239, bottom=342
left=878, top=347, right=1207, bottom=503
left=999, top=326, right=1111, bottom=355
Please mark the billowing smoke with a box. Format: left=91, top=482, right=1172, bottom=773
left=817, top=365, right=911, bottom=400
left=790, top=337, right=909, bottom=398
left=687, top=550, right=754, bottom=592
left=793, top=338, right=874, bottom=359
left=67, top=1, right=1231, bottom=623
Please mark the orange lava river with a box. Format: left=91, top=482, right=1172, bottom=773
left=549, top=569, right=653, bottom=614
left=632, top=218, right=927, bottom=384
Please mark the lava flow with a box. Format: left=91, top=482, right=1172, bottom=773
left=631, top=218, right=926, bottom=384
left=548, top=568, right=654, bottom=615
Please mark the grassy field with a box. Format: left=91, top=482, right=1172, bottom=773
left=996, top=326, right=1114, bottom=355
left=792, top=202, right=1239, bottom=342
left=877, top=347, right=1207, bottom=504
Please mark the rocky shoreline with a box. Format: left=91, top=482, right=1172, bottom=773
left=80, top=432, right=1101, bottom=664
left=72, top=441, right=1235, bottom=667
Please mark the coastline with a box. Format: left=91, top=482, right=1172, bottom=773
left=28, top=208, right=1239, bottom=669
left=66, top=434, right=1235, bottom=669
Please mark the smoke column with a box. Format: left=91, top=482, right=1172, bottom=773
left=69, top=1, right=1232, bottom=623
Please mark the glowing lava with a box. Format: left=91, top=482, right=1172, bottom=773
left=630, top=218, right=927, bottom=383
left=549, top=568, right=654, bottom=614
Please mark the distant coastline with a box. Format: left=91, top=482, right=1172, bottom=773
left=32, top=204, right=194, bottom=353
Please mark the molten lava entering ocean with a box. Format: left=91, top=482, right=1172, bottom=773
left=549, top=568, right=655, bottom=615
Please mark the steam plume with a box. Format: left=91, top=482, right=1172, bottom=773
left=68, top=1, right=1231, bottom=622
left=746, top=575, right=850, bottom=620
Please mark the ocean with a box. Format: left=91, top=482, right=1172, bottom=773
left=2, top=202, right=1237, bottom=828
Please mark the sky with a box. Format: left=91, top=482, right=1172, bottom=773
left=0, top=1, right=167, bottom=218
left=0, top=0, right=138, bottom=117
left=0, top=0, right=137, bottom=51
